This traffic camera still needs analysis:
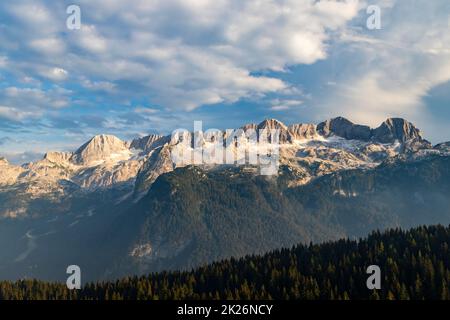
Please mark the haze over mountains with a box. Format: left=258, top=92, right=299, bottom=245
left=0, top=117, right=449, bottom=281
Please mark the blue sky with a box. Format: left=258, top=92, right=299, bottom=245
left=0, top=0, right=450, bottom=164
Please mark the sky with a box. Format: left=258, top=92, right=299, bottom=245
left=0, top=0, right=450, bottom=164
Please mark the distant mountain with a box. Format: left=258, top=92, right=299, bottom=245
left=0, top=117, right=449, bottom=281
left=317, top=117, right=426, bottom=144
left=71, top=134, right=130, bottom=165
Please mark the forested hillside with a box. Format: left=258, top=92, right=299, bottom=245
left=109, top=155, right=450, bottom=278
left=1, top=224, right=449, bottom=300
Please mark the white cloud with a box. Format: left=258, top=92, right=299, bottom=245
left=0, top=106, right=40, bottom=121
left=41, top=67, right=69, bottom=81
left=134, top=107, right=159, bottom=114
left=2, top=0, right=449, bottom=144
left=0, top=0, right=360, bottom=111
left=270, top=99, right=304, bottom=111
left=7, top=3, right=56, bottom=31
left=1, top=86, right=71, bottom=115
left=333, top=72, right=426, bottom=124
left=29, top=37, right=66, bottom=55
left=81, top=79, right=115, bottom=91
left=75, top=25, right=108, bottom=53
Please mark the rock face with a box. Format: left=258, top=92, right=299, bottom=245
left=239, top=121, right=317, bottom=141
left=0, top=157, right=24, bottom=185
left=130, top=135, right=168, bottom=153
left=288, top=123, right=318, bottom=141
left=134, top=145, right=174, bottom=195
left=238, top=121, right=317, bottom=142
left=316, top=117, right=425, bottom=144
left=317, top=117, right=372, bottom=141
left=403, top=138, right=433, bottom=153
left=435, top=142, right=450, bottom=152
left=257, top=119, right=290, bottom=143
left=0, top=157, right=9, bottom=166
left=44, top=151, right=73, bottom=165
left=241, top=123, right=257, bottom=132
left=71, top=135, right=130, bottom=165
left=372, top=118, right=423, bottom=143
left=257, top=119, right=288, bottom=131
left=73, top=159, right=142, bottom=189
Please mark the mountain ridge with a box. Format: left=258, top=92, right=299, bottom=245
left=0, top=116, right=446, bottom=208
left=0, top=116, right=432, bottom=166
left=0, top=116, right=436, bottom=173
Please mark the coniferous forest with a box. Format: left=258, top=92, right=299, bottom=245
left=0, top=224, right=449, bottom=300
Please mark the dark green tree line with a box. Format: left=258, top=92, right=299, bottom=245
left=1, top=224, right=449, bottom=300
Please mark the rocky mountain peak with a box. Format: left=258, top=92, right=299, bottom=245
left=130, top=134, right=168, bottom=153
left=434, top=141, right=450, bottom=152
left=71, top=134, right=129, bottom=165
left=241, top=123, right=257, bottom=132
left=372, top=118, right=422, bottom=143
left=257, top=119, right=290, bottom=142
left=315, top=117, right=424, bottom=144
left=288, top=123, right=318, bottom=141
left=257, top=119, right=288, bottom=131
left=44, top=151, right=73, bottom=165
left=317, top=117, right=372, bottom=141
left=0, top=157, right=9, bottom=166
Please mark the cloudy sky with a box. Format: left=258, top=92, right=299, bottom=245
left=0, top=0, right=449, bottom=163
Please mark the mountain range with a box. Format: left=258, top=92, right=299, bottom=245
left=0, top=117, right=449, bottom=281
